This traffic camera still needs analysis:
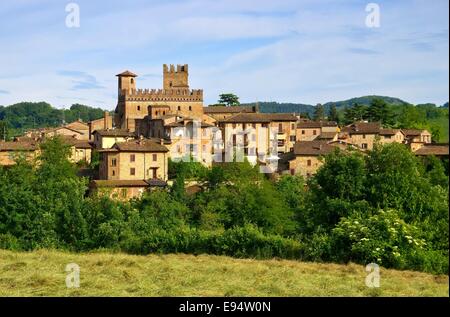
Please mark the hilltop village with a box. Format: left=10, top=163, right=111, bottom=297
left=0, top=64, right=448, bottom=199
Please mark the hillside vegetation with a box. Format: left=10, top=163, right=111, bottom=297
left=0, top=249, right=447, bottom=297
left=0, top=138, right=448, bottom=276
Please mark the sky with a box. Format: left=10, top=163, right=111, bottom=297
left=0, top=0, right=448, bottom=110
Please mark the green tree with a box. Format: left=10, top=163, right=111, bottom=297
left=367, top=98, right=394, bottom=125
left=328, top=104, right=339, bottom=123
left=218, top=93, right=240, bottom=107
left=0, top=120, right=8, bottom=141
left=313, top=103, right=325, bottom=121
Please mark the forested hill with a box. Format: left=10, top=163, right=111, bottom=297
left=0, top=102, right=107, bottom=132
left=242, top=95, right=416, bottom=115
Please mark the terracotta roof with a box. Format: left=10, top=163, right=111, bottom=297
left=318, top=132, right=338, bottom=140
left=380, top=128, right=402, bottom=135
left=220, top=113, right=297, bottom=123
left=91, top=179, right=167, bottom=187
left=116, top=70, right=137, bottom=77
left=93, top=129, right=136, bottom=137
left=402, top=129, right=427, bottom=137
left=204, top=106, right=257, bottom=114
left=0, top=141, right=38, bottom=151
left=341, top=122, right=381, bottom=134
left=297, top=120, right=338, bottom=128
left=414, top=144, right=449, bottom=156
left=293, top=141, right=336, bottom=156
left=114, top=139, right=169, bottom=152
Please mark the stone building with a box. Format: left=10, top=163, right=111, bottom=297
left=402, top=129, right=432, bottom=151
left=296, top=120, right=339, bottom=142
left=94, top=137, right=169, bottom=199
left=0, top=141, right=39, bottom=166
left=217, top=113, right=297, bottom=165
left=288, top=140, right=336, bottom=178
left=114, top=65, right=204, bottom=132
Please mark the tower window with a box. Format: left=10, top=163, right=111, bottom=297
left=131, top=78, right=134, bottom=84
left=178, top=106, right=181, bottom=111
left=137, top=106, right=141, bottom=111
left=189, top=106, right=192, bottom=111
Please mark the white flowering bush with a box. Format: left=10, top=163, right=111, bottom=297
left=331, top=209, right=427, bottom=268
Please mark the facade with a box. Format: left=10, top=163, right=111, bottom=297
left=217, top=113, right=297, bottom=165
left=92, top=129, right=136, bottom=149
left=296, top=120, right=339, bottom=142
left=340, top=122, right=382, bottom=150
left=0, top=141, right=39, bottom=166
left=88, top=112, right=113, bottom=140
left=203, top=105, right=258, bottom=121
left=95, top=138, right=169, bottom=199
left=288, top=140, right=336, bottom=178
left=402, top=129, right=432, bottom=151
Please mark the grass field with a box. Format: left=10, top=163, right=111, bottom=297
left=0, top=249, right=448, bottom=297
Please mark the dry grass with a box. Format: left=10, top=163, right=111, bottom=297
left=0, top=249, right=448, bottom=297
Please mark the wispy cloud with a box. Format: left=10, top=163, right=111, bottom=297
left=0, top=89, right=9, bottom=94
left=57, top=70, right=105, bottom=90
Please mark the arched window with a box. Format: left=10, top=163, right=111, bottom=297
left=131, top=78, right=134, bottom=84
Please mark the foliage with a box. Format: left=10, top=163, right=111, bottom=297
left=218, top=93, right=240, bottom=107
left=313, top=103, right=325, bottom=121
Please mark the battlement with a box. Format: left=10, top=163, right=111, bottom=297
left=163, top=64, right=188, bottom=74
left=119, top=88, right=203, bottom=102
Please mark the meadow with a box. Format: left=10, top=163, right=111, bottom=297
left=0, top=249, right=448, bottom=297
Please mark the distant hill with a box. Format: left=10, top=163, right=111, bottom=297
left=0, top=102, right=107, bottom=135
left=242, top=95, right=411, bottom=115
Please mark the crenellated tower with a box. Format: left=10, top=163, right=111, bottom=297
left=114, top=64, right=204, bottom=131
left=163, top=64, right=189, bottom=89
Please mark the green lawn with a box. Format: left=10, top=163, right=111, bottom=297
left=0, top=249, right=448, bottom=297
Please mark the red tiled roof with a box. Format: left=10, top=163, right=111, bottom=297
left=204, top=106, right=257, bottom=114
left=116, top=70, right=137, bottom=77
left=293, top=140, right=336, bottom=156
left=114, top=139, right=169, bottom=152
left=297, top=120, right=338, bottom=128
left=414, top=144, right=449, bottom=156
left=0, top=141, right=38, bottom=151
left=341, top=122, right=381, bottom=134
left=220, top=113, right=297, bottom=123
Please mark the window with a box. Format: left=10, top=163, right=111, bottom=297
left=112, top=170, right=115, bottom=176
left=131, top=78, right=134, bottom=84
left=291, top=123, right=295, bottom=130
left=111, top=158, right=117, bottom=167
left=130, top=154, right=135, bottom=162
left=363, top=134, right=366, bottom=139
left=313, top=130, right=317, bottom=135
left=152, top=168, right=157, bottom=179
left=130, top=168, right=135, bottom=176
left=361, top=143, right=368, bottom=149
left=153, top=154, right=157, bottom=161
left=290, top=136, right=296, bottom=142
left=178, top=106, right=181, bottom=111
left=189, top=106, right=192, bottom=111
left=302, top=130, right=305, bottom=135
left=278, top=123, right=283, bottom=132
left=121, top=188, right=127, bottom=198
left=163, top=111, right=166, bottom=115
left=137, top=106, right=141, bottom=111
left=307, top=159, right=312, bottom=166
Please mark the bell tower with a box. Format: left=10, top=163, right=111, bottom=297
left=116, top=70, right=137, bottom=96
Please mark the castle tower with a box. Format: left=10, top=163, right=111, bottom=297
left=163, top=64, right=189, bottom=89
left=116, top=70, right=137, bottom=96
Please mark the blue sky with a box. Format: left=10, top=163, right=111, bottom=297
left=0, top=0, right=448, bottom=109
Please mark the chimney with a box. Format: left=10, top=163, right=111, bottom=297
left=103, top=111, right=108, bottom=130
